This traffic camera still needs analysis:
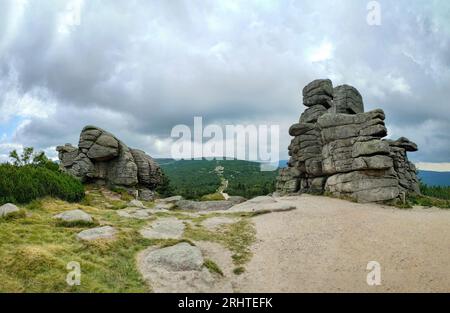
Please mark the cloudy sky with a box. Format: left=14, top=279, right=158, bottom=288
left=0, top=0, right=449, bottom=169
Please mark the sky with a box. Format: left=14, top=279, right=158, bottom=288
left=0, top=0, right=449, bottom=170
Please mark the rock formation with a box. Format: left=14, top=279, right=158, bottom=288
left=276, top=79, right=420, bottom=203
left=57, top=125, right=162, bottom=200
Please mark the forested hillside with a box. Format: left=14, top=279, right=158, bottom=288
left=157, top=159, right=277, bottom=199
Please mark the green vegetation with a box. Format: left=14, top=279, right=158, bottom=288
left=158, top=159, right=276, bottom=199
left=184, top=218, right=256, bottom=267
left=0, top=147, right=84, bottom=205
left=233, top=266, right=245, bottom=275
left=420, top=183, right=450, bottom=200
left=0, top=185, right=257, bottom=292
left=200, top=193, right=226, bottom=201
left=203, top=259, right=224, bottom=276
left=0, top=197, right=151, bottom=292
left=0, top=163, right=85, bottom=204
left=155, top=171, right=175, bottom=198
left=407, top=195, right=450, bottom=209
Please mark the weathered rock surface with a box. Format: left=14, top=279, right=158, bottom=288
left=277, top=79, right=419, bottom=203
left=0, top=203, right=21, bottom=218
left=139, top=218, right=185, bottom=239
left=205, top=196, right=298, bottom=214
left=174, top=199, right=243, bottom=212
left=57, top=126, right=162, bottom=200
left=117, top=208, right=153, bottom=220
left=53, top=209, right=93, bottom=223
left=128, top=199, right=146, bottom=208
left=77, top=226, right=117, bottom=241
left=137, top=242, right=232, bottom=292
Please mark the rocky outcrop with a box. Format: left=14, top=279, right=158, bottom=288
left=276, top=79, right=420, bottom=203
left=57, top=126, right=162, bottom=200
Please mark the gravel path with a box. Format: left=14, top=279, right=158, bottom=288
left=234, top=194, right=450, bottom=292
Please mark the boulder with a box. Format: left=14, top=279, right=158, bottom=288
left=0, top=203, right=21, bottom=218
left=117, top=208, right=152, bottom=220
left=86, top=134, right=119, bottom=161
left=142, top=243, right=203, bottom=271
left=302, top=79, right=333, bottom=107
left=128, top=199, right=146, bottom=208
left=386, top=137, right=418, bottom=152
left=53, top=209, right=93, bottom=224
left=299, top=105, right=328, bottom=123
left=57, top=126, right=163, bottom=195
left=77, top=226, right=117, bottom=241
left=139, top=218, right=185, bottom=239
left=174, top=200, right=236, bottom=211
left=137, top=242, right=232, bottom=292
left=333, top=84, right=364, bottom=114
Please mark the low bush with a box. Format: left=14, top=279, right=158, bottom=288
left=200, top=193, right=226, bottom=201
left=0, top=164, right=85, bottom=204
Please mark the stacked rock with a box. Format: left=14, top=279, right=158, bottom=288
left=276, top=79, right=420, bottom=203
left=276, top=79, right=332, bottom=194
left=57, top=126, right=162, bottom=200
left=385, top=137, right=420, bottom=195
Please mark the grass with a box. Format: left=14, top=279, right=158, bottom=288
left=183, top=219, right=256, bottom=267
left=203, top=259, right=224, bottom=276
left=0, top=196, right=153, bottom=292
left=0, top=185, right=257, bottom=291
left=233, top=267, right=245, bottom=275
left=407, top=195, right=450, bottom=209
left=200, top=193, right=226, bottom=201
left=0, top=209, right=27, bottom=221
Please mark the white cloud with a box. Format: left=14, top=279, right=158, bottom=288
left=308, top=40, right=334, bottom=63
left=415, top=163, right=450, bottom=172
left=0, top=0, right=449, bottom=164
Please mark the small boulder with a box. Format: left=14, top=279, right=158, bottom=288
left=53, top=209, right=93, bottom=224
left=143, top=242, right=203, bottom=271
left=117, top=208, right=152, bottom=220
left=77, top=226, right=117, bottom=241
left=0, top=203, right=21, bottom=218
left=139, top=218, right=185, bottom=239
left=138, top=242, right=233, bottom=293
left=128, top=199, right=146, bottom=208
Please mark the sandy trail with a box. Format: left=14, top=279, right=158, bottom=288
left=233, top=194, right=450, bottom=292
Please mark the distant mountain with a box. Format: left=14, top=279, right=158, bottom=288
left=417, top=170, right=450, bottom=187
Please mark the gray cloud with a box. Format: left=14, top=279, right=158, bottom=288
left=1, top=0, right=449, bottom=162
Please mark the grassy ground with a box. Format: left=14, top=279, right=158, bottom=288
left=0, top=186, right=256, bottom=292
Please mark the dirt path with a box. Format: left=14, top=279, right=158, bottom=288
left=233, top=194, right=450, bottom=292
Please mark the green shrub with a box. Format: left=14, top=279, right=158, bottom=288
left=203, top=259, right=224, bottom=276
left=0, top=164, right=85, bottom=205
left=200, top=193, right=225, bottom=201
left=26, top=199, right=44, bottom=211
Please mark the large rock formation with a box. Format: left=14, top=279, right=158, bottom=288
left=276, top=79, right=420, bottom=203
left=57, top=126, right=162, bottom=200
